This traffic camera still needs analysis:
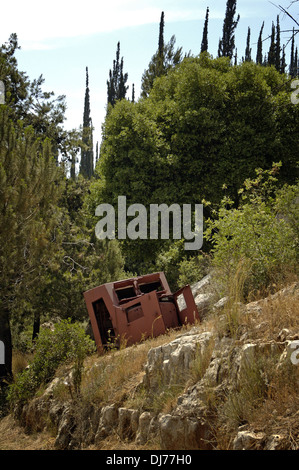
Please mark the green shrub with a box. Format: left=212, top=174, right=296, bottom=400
left=8, top=319, right=95, bottom=407
left=205, top=165, right=298, bottom=298
left=177, top=252, right=211, bottom=288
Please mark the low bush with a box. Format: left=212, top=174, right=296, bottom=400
left=8, top=319, right=95, bottom=407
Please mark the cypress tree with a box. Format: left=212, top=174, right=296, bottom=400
left=157, top=11, right=165, bottom=77
left=281, top=45, right=286, bottom=74
left=234, top=48, right=238, bottom=65
left=245, top=27, right=252, bottom=61
left=95, top=141, right=99, bottom=166
left=290, top=28, right=295, bottom=77
left=141, top=12, right=182, bottom=98
left=107, top=42, right=128, bottom=107
left=275, top=15, right=281, bottom=71
left=218, top=0, right=240, bottom=60
left=268, top=22, right=276, bottom=67
left=201, top=7, right=209, bottom=53
left=80, top=67, right=94, bottom=179
left=256, top=22, right=264, bottom=65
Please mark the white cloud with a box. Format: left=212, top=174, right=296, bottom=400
left=2, top=0, right=226, bottom=50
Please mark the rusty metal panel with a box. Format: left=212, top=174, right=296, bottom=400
left=173, top=285, right=200, bottom=325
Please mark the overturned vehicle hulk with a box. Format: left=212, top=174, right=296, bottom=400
left=84, top=272, right=200, bottom=352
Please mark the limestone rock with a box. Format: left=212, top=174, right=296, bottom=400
left=54, top=405, right=75, bottom=450
left=143, top=330, right=213, bottom=391
left=233, top=430, right=266, bottom=450
left=118, top=408, right=139, bottom=440
left=135, top=412, right=153, bottom=445
left=95, top=404, right=118, bottom=441
left=159, top=414, right=212, bottom=450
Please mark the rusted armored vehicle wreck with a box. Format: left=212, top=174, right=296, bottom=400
left=84, top=272, right=199, bottom=352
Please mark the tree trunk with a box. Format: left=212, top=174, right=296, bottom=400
left=32, top=310, right=40, bottom=342
left=0, top=306, right=13, bottom=384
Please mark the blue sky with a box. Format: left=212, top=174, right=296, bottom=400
left=1, top=0, right=297, bottom=146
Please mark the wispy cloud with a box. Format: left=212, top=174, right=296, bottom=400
left=2, top=0, right=276, bottom=51
left=1, top=0, right=227, bottom=50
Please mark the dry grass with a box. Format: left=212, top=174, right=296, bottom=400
left=52, top=326, right=191, bottom=409
left=12, top=351, right=32, bottom=377
left=212, top=280, right=299, bottom=449
left=0, top=414, right=55, bottom=450
left=242, top=284, right=299, bottom=341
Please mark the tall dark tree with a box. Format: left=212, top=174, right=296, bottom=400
left=268, top=22, right=276, bottom=67
left=218, top=0, right=240, bottom=59
left=256, top=22, right=264, bottom=64
left=80, top=67, right=94, bottom=179
left=280, top=45, right=286, bottom=73
left=157, top=11, right=165, bottom=77
left=275, top=15, right=281, bottom=71
left=245, top=27, right=252, bottom=61
left=141, top=12, right=182, bottom=98
left=290, top=28, right=296, bottom=77
left=234, top=48, right=238, bottom=65
left=201, top=7, right=209, bottom=53
left=95, top=141, right=99, bottom=166
left=107, top=42, right=128, bottom=107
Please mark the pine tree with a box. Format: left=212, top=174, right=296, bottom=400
left=80, top=67, right=94, bottom=179
left=0, top=34, right=66, bottom=162
left=245, top=27, right=252, bottom=61
left=107, top=42, right=128, bottom=107
left=0, top=108, right=64, bottom=382
left=201, top=7, right=209, bottom=53
left=218, top=0, right=240, bottom=60
left=132, top=83, right=135, bottom=103
left=256, top=22, right=264, bottom=65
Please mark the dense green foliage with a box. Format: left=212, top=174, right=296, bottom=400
left=89, top=55, right=299, bottom=275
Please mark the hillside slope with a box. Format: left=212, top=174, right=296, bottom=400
left=1, top=279, right=299, bottom=450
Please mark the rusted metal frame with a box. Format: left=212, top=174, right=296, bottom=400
left=173, top=285, right=200, bottom=324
